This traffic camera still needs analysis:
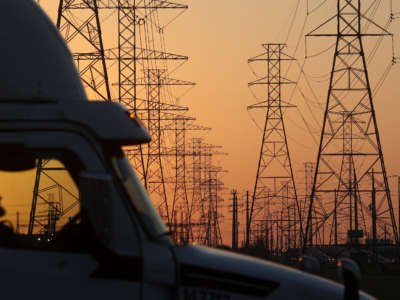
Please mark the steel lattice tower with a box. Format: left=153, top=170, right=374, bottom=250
left=129, top=69, right=194, bottom=225
left=304, top=0, right=398, bottom=246
left=168, top=118, right=211, bottom=243
left=28, top=160, right=79, bottom=235
left=248, top=43, right=301, bottom=246
left=202, top=148, right=225, bottom=248
left=115, top=1, right=194, bottom=228
left=56, top=0, right=111, bottom=101
left=171, top=116, right=191, bottom=243
left=187, top=138, right=210, bottom=244
left=116, top=0, right=188, bottom=110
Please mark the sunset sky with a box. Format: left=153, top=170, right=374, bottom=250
left=38, top=0, right=400, bottom=244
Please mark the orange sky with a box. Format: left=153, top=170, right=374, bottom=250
left=37, top=0, right=400, bottom=245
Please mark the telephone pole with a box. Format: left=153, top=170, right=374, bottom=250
left=231, top=190, right=238, bottom=250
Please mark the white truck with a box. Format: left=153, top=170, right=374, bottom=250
left=0, top=1, right=374, bottom=299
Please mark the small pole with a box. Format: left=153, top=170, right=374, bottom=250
left=16, top=211, right=20, bottom=234
left=280, top=210, right=283, bottom=254
left=265, top=219, right=269, bottom=251
left=231, top=190, right=238, bottom=250
left=288, top=205, right=291, bottom=249
left=372, top=169, right=377, bottom=262
left=246, top=191, right=250, bottom=248
left=398, top=177, right=400, bottom=245
left=293, top=205, right=297, bottom=248
left=354, top=169, right=359, bottom=245
left=334, top=189, right=338, bottom=246
left=276, top=219, right=279, bottom=255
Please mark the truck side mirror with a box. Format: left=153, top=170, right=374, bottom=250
left=79, top=172, right=113, bottom=245
left=338, top=257, right=361, bottom=300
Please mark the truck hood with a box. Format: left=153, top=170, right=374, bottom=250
left=175, top=245, right=374, bottom=300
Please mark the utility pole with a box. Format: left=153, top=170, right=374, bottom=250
left=305, top=0, right=398, bottom=246
left=231, top=190, right=238, bottom=250
left=280, top=211, right=283, bottom=254
left=334, top=190, right=338, bottom=246
left=389, top=175, right=400, bottom=245
left=372, top=169, right=377, bottom=261
left=287, top=204, right=291, bottom=249
left=16, top=212, right=20, bottom=234
left=398, top=177, right=400, bottom=245
left=246, top=190, right=250, bottom=247
left=293, top=204, right=297, bottom=248
left=304, top=162, right=315, bottom=246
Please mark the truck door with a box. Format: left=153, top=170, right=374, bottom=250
left=0, top=150, right=142, bottom=299
left=109, top=152, right=177, bottom=299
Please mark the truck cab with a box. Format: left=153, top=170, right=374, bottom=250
left=0, top=1, right=374, bottom=299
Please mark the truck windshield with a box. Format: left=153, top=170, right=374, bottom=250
left=111, top=155, right=172, bottom=245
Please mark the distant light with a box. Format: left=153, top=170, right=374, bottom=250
left=129, top=112, right=135, bottom=119
left=37, top=237, right=41, bottom=241
left=337, top=260, right=342, bottom=268
left=298, top=256, right=303, bottom=262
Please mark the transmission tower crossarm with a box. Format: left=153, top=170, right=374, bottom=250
left=136, top=48, right=188, bottom=60
left=306, top=7, right=392, bottom=38
left=102, top=47, right=188, bottom=61
left=248, top=76, right=295, bottom=86
left=248, top=45, right=295, bottom=62
left=136, top=76, right=195, bottom=86
left=247, top=100, right=296, bottom=110
left=71, top=0, right=188, bottom=10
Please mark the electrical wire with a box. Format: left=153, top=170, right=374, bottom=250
left=307, top=0, right=329, bottom=16
left=284, top=0, right=301, bottom=45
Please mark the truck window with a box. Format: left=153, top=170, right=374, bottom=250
left=110, top=153, right=172, bottom=245
left=0, top=157, right=89, bottom=251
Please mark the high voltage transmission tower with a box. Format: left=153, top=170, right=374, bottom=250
left=128, top=69, right=194, bottom=226
left=304, top=0, right=398, bottom=247
left=247, top=43, right=301, bottom=247
left=112, top=1, right=198, bottom=230
left=183, top=140, right=227, bottom=247
left=187, top=138, right=214, bottom=244
left=201, top=145, right=227, bottom=247
left=172, top=119, right=211, bottom=244
left=28, top=160, right=79, bottom=236
left=57, top=0, right=111, bottom=102
left=161, top=117, right=211, bottom=243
